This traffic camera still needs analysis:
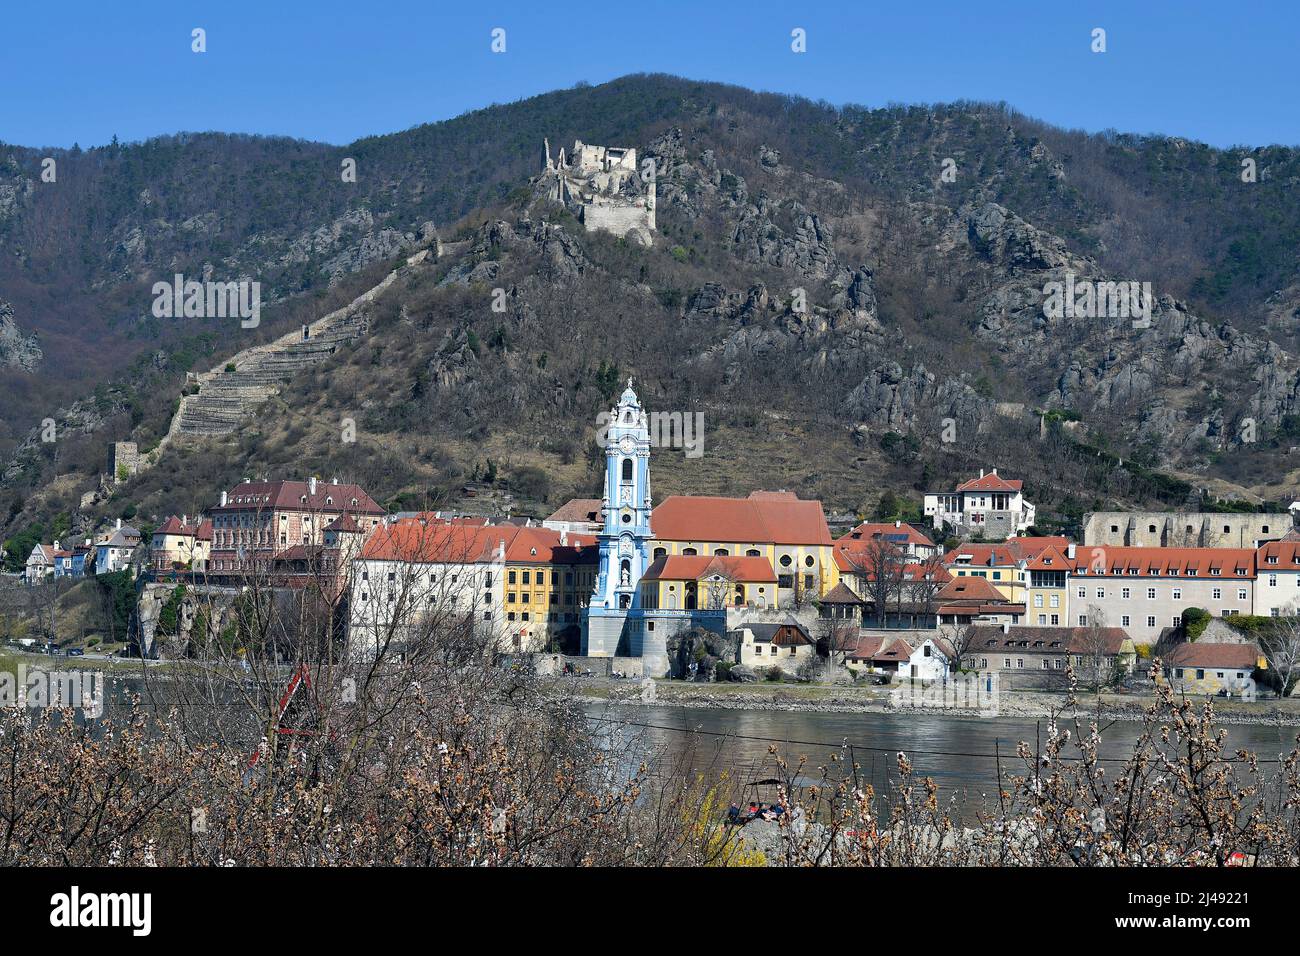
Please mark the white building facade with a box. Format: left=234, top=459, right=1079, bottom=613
left=924, top=469, right=1035, bottom=537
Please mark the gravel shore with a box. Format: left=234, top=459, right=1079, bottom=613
left=587, top=681, right=1300, bottom=728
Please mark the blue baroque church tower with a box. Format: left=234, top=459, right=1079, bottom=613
left=583, top=380, right=661, bottom=670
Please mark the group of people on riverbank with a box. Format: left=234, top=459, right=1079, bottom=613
left=726, top=801, right=786, bottom=825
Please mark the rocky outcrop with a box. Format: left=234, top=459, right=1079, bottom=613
left=284, top=209, right=437, bottom=284
left=443, top=218, right=587, bottom=286
left=0, top=300, right=41, bottom=371
left=965, top=202, right=1069, bottom=274
left=666, top=627, right=741, bottom=681
left=843, top=361, right=987, bottom=434
left=731, top=198, right=840, bottom=281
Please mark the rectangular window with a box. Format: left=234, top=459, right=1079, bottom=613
left=1078, top=615, right=1087, bottom=626
left=1122, top=588, right=1130, bottom=599
left=1096, top=588, right=1105, bottom=599
left=1147, top=587, right=1156, bottom=599
left=1121, top=615, right=1130, bottom=627
left=1146, top=616, right=1156, bottom=627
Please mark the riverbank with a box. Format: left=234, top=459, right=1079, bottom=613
left=568, top=677, right=1300, bottom=728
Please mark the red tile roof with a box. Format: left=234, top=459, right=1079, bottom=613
left=214, top=480, right=384, bottom=515
left=955, top=471, right=1023, bottom=492
left=837, top=522, right=935, bottom=547
left=504, top=526, right=597, bottom=565
left=820, top=582, right=864, bottom=604
left=361, top=522, right=509, bottom=564
left=157, top=515, right=187, bottom=535
left=945, top=537, right=1069, bottom=568
left=1025, top=545, right=1070, bottom=571
left=970, top=625, right=1130, bottom=655
left=848, top=634, right=914, bottom=662
left=156, top=515, right=210, bottom=537
left=325, top=513, right=362, bottom=534
left=546, top=498, right=604, bottom=524
left=1163, top=642, right=1263, bottom=670
left=642, top=554, right=777, bottom=583
left=652, top=491, right=831, bottom=545
left=1257, top=541, right=1300, bottom=567
left=936, top=575, right=1008, bottom=603
left=1070, top=546, right=1255, bottom=578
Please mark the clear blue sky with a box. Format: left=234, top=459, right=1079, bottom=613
left=6, top=0, right=1298, bottom=149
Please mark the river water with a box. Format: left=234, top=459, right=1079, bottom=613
left=585, top=703, right=1300, bottom=819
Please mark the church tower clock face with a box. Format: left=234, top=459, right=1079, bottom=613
left=619, top=435, right=635, bottom=454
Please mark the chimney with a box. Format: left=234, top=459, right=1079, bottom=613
left=895, top=519, right=901, bottom=528
left=53, top=539, right=61, bottom=551
left=1067, top=543, right=1077, bottom=560
left=991, top=468, right=998, bottom=476
left=182, top=514, right=187, bottom=526
left=220, top=490, right=228, bottom=506
left=560, top=529, right=569, bottom=546
left=979, top=468, right=985, bottom=478
left=116, top=518, right=122, bottom=530
left=309, top=476, right=318, bottom=496
left=332, top=476, right=339, bottom=485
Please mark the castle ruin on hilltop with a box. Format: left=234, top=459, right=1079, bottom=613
left=540, top=139, right=655, bottom=245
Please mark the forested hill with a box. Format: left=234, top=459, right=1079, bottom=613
left=3, top=73, right=1300, bottom=546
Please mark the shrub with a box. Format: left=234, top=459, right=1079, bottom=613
left=1181, top=607, right=1211, bottom=640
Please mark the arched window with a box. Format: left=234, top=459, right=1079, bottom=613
left=621, top=458, right=633, bottom=482
left=653, top=547, right=667, bottom=559
left=746, top=549, right=761, bottom=557
left=1147, top=524, right=1156, bottom=533
left=683, top=547, right=697, bottom=556
left=714, top=548, right=729, bottom=556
